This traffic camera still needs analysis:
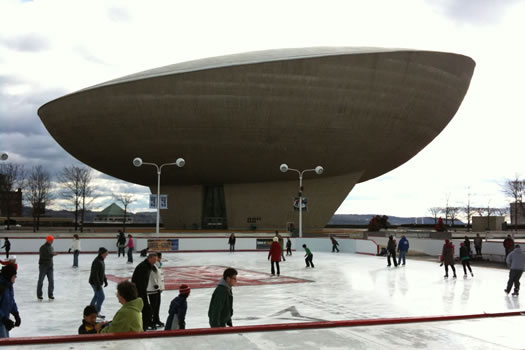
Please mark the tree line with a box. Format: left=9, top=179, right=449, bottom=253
left=0, top=162, right=135, bottom=232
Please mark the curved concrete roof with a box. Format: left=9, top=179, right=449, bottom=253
left=38, top=47, right=475, bottom=187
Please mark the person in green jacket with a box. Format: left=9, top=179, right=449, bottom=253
left=303, top=244, right=314, bottom=268
left=208, top=267, right=238, bottom=328
left=99, top=280, right=144, bottom=334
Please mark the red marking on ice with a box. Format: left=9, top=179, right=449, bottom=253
left=106, top=265, right=310, bottom=290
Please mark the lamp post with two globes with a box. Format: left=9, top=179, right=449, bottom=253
left=279, top=163, right=324, bottom=238
left=1, top=153, right=7, bottom=161
left=133, top=157, right=185, bottom=236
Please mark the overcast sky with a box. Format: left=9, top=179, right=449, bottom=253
left=1, top=0, right=524, bottom=218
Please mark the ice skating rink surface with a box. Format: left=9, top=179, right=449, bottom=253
left=4, top=251, right=525, bottom=349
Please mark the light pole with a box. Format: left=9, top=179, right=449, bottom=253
left=0, top=153, right=7, bottom=161
left=280, top=163, right=324, bottom=238
left=133, top=157, right=185, bottom=236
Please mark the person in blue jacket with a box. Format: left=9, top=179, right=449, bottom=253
left=0, top=264, right=21, bottom=338
left=165, top=284, right=191, bottom=330
left=397, top=235, right=409, bottom=266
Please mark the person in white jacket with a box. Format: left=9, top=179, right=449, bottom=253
left=147, top=252, right=165, bottom=329
left=70, top=234, right=81, bottom=268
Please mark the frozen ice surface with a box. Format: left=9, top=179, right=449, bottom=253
left=3, top=251, right=525, bottom=349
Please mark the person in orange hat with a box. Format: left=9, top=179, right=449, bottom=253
left=37, top=235, right=57, bottom=300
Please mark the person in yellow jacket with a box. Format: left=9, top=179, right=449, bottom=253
left=98, top=280, right=144, bottom=333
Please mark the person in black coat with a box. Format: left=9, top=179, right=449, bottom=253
left=1, top=238, right=10, bottom=259
left=131, top=252, right=157, bottom=330
left=89, top=248, right=108, bottom=317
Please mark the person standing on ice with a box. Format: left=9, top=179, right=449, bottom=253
left=70, top=234, right=81, bottom=268
left=228, top=233, right=236, bottom=253
left=386, top=235, right=397, bottom=267
left=302, top=244, right=314, bottom=268
left=37, top=235, right=56, bottom=300
left=330, top=236, right=340, bottom=253
left=474, top=233, right=483, bottom=256
left=286, top=238, right=292, bottom=256
left=132, top=252, right=156, bottom=330
left=268, top=237, right=282, bottom=276
left=165, top=284, right=191, bottom=330
left=1, top=238, right=10, bottom=259
left=89, top=247, right=109, bottom=318
left=505, top=245, right=525, bottom=296
left=441, top=239, right=457, bottom=279
left=208, top=267, right=237, bottom=328
left=126, top=234, right=134, bottom=263
left=116, top=231, right=126, bottom=258
left=0, top=264, right=21, bottom=338
left=459, top=242, right=474, bottom=278
left=397, top=235, right=409, bottom=266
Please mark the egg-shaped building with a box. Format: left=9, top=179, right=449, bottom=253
left=38, top=47, right=475, bottom=231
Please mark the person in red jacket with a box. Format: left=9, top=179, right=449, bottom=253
left=268, top=237, right=282, bottom=276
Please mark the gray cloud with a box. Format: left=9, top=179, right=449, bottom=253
left=427, top=0, right=521, bottom=25
left=0, top=33, right=50, bottom=52
left=108, top=7, right=131, bottom=22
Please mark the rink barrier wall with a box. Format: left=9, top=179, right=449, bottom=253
left=4, top=237, right=378, bottom=255
left=1, top=310, right=523, bottom=346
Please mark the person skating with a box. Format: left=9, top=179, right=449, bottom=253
left=126, top=234, right=134, bottom=263
left=441, top=239, right=457, bottom=278
left=286, top=238, right=292, bottom=256
left=37, top=235, right=57, bottom=300
left=302, top=244, right=314, bottom=268
left=387, top=235, right=398, bottom=267
left=1, top=238, right=10, bottom=259
left=330, top=236, right=340, bottom=253
left=397, top=235, right=409, bottom=266
left=70, top=234, right=81, bottom=268
left=0, top=264, right=21, bottom=338
left=505, top=245, right=525, bottom=296
left=89, top=247, right=109, bottom=318
left=268, top=237, right=281, bottom=276
left=116, top=231, right=126, bottom=258
left=228, top=233, right=236, bottom=253
left=165, top=284, right=190, bottom=330
left=100, top=280, right=144, bottom=334
left=275, top=231, right=286, bottom=261
left=208, top=267, right=237, bottom=328
left=131, top=252, right=157, bottom=330
left=504, top=235, right=514, bottom=260
left=474, top=233, right=483, bottom=256
left=459, top=242, right=474, bottom=278
left=147, top=252, right=165, bottom=329
left=464, top=236, right=472, bottom=257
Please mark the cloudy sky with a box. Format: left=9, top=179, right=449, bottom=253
left=1, top=0, right=524, bottom=218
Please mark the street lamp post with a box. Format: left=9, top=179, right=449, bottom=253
left=133, top=157, right=185, bottom=236
left=0, top=153, right=7, bottom=161
left=279, top=163, right=324, bottom=238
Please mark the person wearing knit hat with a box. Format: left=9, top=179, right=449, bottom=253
left=165, top=284, right=191, bottom=330
left=37, top=235, right=57, bottom=300
left=89, top=247, right=109, bottom=318
left=0, top=263, right=21, bottom=338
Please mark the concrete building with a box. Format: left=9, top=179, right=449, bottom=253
left=38, top=47, right=475, bottom=231
left=509, top=202, right=525, bottom=226
left=472, top=216, right=506, bottom=231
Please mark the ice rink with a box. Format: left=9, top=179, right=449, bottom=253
left=2, top=249, right=525, bottom=349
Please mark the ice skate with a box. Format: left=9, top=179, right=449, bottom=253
left=504, top=289, right=510, bottom=295
left=444, top=275, right=448, bottom=279
left=512, top=292, right=519, bottom=297
left=464, top=274, right=467, bottom=278
left=452, top=275, right=457, bottom=279
left=470, top=272, right=474, bottom=277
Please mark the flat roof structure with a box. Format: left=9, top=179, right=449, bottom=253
left=38, top=47, right=475, bottom=231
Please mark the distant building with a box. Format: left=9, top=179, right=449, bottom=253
left=93, top=203, right=133, bottom=224
left=472, top=216, right=505, bottom=231
left=509, top=202, right=525, bottom=226
left=0, top=188, right=23, bottom=218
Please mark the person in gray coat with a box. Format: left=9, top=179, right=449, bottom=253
left=505, top=245, right=525, bottom=296
left=37, top=235, right=57, bottom=300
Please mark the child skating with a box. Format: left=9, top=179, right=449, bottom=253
left=302, top=244, right=314, bottom=268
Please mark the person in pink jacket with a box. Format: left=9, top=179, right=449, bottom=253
left=268, top=237, right=282, bottom=276
left=126, top=235, right=135, bottom=264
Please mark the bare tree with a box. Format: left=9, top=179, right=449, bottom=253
left=25, top=165, right=53, bottom=232
left=114, top=193, right=135, bottom=233
left=443, top=193, right=451, bottom=226
left=0, top=163, right=25, bottom=230
left=462, top=190, right=474, bottom=232
left=428, top=207, right=442, bottom=224
left=502, top=175, right=525, bottom=231
left=79, top=168, right=96, bottom=233
left=448, top=207, right=461, bottom=230
left=58, top=166, right=96, bottom=232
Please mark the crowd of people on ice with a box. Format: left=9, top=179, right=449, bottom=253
left=0, top=230, right=524, bottom=339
